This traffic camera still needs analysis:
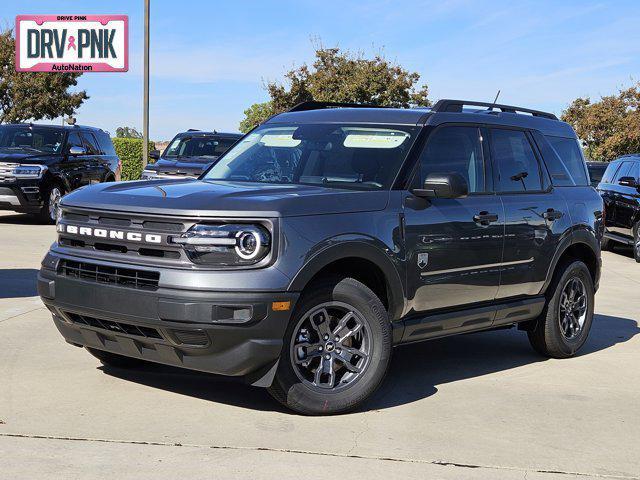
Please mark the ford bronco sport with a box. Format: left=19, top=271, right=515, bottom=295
left=0, top=123, right=120, bottom=223
left=39, top=100, right=603, bottom=415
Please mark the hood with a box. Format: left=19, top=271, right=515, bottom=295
left=60, top=179, right=390, bottom=217
left=146, top=157, right=218, bottom=177
left=0, top=151, right=57, bottom=165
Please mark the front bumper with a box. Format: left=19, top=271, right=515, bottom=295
left=0, top=180, right=44, bottom=212
left=38, top=258, right=299, bottom=384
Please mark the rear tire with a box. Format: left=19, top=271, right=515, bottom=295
left=268, top=277, right=392, bottom=415
left=86, top=348, right=147, bottom=369
left=528, top=260, right=594, bottom=358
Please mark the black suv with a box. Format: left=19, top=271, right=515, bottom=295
left=0, top=123, right=120, bottom=223
left=39, top=100, right=603, bottom=415
left=141, top=130, right=241, bottom=180
left=597, top=155, right=640, bottom=261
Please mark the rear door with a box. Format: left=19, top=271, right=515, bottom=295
left=80, top=131, right=104, bottom=184
left=489, top=128, right=570, bottom=299
left=403, top=125, right=504, bottom=318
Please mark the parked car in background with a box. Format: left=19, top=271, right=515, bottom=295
left=597, top=155, right=640, bottom=261
left=0, top=123, right=120, bottom=223
left=40, top=99, right=603, bottom=415
left=141, top=130, right=241, bottom=180
left=587, top=161, right=608, bottom=188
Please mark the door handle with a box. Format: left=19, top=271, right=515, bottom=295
left=543, top=208, right=563, bottom=221
left=473, top=211, right=499, bottom=225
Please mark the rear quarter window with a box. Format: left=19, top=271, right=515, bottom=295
left=96, top=132, right=116, bottom=156
left=543, top=136, right=589, bottom=186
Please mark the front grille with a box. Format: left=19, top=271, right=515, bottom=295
left=65, top=312, right=162, bottom=339
left=57, top=207, right=190, bottom=265
left=58, top=259, right=160, bottom=291
left=0, top=162, right=18, bottom=183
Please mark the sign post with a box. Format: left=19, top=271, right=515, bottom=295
left=143, top=0, right=150, bottom=169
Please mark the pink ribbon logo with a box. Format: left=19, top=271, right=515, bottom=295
left=67, top=35, right=76, bottom=50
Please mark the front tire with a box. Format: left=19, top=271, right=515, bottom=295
left=268, top=277, right=392, bottom=415
left=633, top=222, right=640, bottom=263
left=36, top=184, right=64, bottom=224
left=86, top=348, right=147, bottom=369
left=528, top=260, right=594, bottom=358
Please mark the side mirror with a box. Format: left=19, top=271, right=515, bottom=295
left=68, top=146, right=86, bottom=156
left=618, top=176, right=638, bottom=188
left=149, top=149, right=161, bottom=160
left=412, top=173, right=469, bottom=199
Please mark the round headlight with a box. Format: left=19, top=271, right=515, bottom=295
left=235, top=230, right=262, bottom=259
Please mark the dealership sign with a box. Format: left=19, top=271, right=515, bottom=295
left=15, top=15, right=128, bottom=72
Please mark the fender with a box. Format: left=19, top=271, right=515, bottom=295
left=288, top=239, right=406, bottom=322
left=541, top=225, right=600, bottom=295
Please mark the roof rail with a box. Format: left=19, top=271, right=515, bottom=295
left=431, top=99, right=558, bottom=120
left=288, top=101, right=386, bottom=112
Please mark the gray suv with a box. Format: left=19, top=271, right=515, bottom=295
left=39, top=100, right=603, bottom=414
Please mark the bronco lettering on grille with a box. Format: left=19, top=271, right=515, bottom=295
left=57, top=224, right=162, bottom=244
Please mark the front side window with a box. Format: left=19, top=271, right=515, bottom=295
left=164, top=136, right=238, bottom=161
left=66, top=132, right=83, bottom=151
left=203, top=124, right=418, bottom=190
left=0, top=126, right=65, bottom=154
left=491, top=129, right=542, bottom=192
left=613, top=162, right=632, bottom=183
left=416, top=126, right=486, bottom=193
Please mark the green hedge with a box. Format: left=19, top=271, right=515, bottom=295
left=112, top=138, right=156, bottom=181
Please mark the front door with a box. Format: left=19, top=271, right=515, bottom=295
left=403, top=126, right=504, bottom=316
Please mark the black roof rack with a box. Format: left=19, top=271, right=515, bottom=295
left=431, top=99, right=558, bottom=120
left=288, top=101, right=387, bottom=112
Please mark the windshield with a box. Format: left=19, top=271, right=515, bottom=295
left=163, top=135, right=237, bottom=161
left=202, top=124, right=418, bottom=190
left=0, top=126, right=65, bottom=154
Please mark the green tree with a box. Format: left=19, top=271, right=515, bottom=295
left=239, top=46, right=431, bottom=132
left=0, top=29, right=88, bottom=123
left=561, top=82, right=640, bottom=161
left=116, top=126, right=143, bottom=138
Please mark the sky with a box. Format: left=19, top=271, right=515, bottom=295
left=2, top=0, right=640, bottom=140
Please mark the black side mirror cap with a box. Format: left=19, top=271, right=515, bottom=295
left=618, top=176, right=638, bottom=188
left=149, top=149, right=161, bottom=160
left=412, top=172, right=469, bottom=199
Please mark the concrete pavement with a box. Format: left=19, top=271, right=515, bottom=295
left=1, top=211, right=639, bottom=479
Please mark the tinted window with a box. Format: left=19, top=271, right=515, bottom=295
left=164, top=136, right=238, bottom=160
left=96, top=132, right=116, bottom=156
left=490, top=129, right=542, bottom=192
left=417, top=126, right=486, bottom=193
left=587, top=164, right=607, bottom=185
left=601, top=162, right=620, bottom=184
left=66, top=132, right=83, bottom=152
left=545, top=136, right=589, bottom=186
left=81, top=132, right=100, bottom=155
left=613, top=162, right=632, bottom=183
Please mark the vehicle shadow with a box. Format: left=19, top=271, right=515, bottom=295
left=100, top=313, right=639, bottom=414
left=0, top=269, right=39, bottom=298
left=608, top=243, right=635, bottom=260
left=0, top=213, right=45, bottom=225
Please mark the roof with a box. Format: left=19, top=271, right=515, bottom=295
left=2, top=123, right=108, bottom=133
left=265, top=99, right=576, bottom=137
left=175, top=130, right=242, bottom=138
left=614, top=154, right=640, bottom=161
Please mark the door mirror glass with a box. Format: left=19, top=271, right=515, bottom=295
left=618, top=176, right=637, bottom=188
left=149, top=149, right=161, bottom=160
left=68, top=146, right=86, bottom=156
left=413, top=172, right=469, bottom=199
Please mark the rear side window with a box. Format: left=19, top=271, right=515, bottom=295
left=417, top=126, right=486, bottom=193
left=601, top=162, right=620, bottom=184
left=490, top=129, right=542, bottom=192
left=96, top=132, right=117, bottom=156
left=545, top=136, right=589, bottom=186
left=81, top=132, right=101, bottom=155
